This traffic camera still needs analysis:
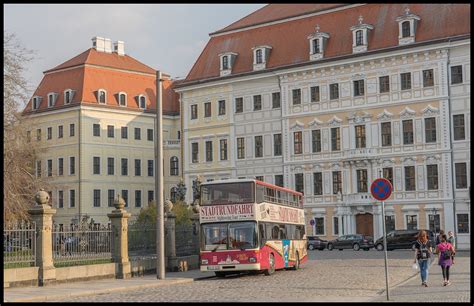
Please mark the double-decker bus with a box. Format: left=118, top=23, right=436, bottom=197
left=199, top=179, right=307, bottom=277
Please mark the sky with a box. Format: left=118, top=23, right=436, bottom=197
left=4, top=3, right=266, bottom=94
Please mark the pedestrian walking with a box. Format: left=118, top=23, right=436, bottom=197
left=414, top=230, right=433, bottom=287
left=447, top=231, right=456, bottom=264
left=435, top=234, right=455, bottom=286
left=435, top=229, right=445, bottom=246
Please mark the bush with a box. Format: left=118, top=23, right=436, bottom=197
left=136, top=200, right=192, bottom=226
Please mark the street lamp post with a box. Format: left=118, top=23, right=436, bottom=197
left=431, top=207, right=438, bottom=241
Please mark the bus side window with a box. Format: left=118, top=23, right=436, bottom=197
left=286, top=224, right=296, bottom=240
left=256, top=185, right=265, bottom=203
left=296, top=225, right=305, bottom=239
left=271, top=225, right=280, bottom=240
left=279, top=224, right=287, bottom=239
left=266, top=224, right=273, bottom=241
left=259, top=223, right=266, bottom=247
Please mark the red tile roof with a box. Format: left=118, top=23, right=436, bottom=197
left=182, top=4, right=470, bottom=85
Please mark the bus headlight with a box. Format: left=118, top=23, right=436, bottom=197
left=249, top=257, right=257, bottom=263
left=201, top=259, right=208, bottom=265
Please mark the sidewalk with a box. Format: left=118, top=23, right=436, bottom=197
left=371, top=256, right=471, bottom=302
left=4, top=270, right=215, bottom=303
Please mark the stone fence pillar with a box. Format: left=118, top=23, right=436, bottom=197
left=165, top=211, right=177, bottom=271
left=107, top=195, right=131, bottom=279
left=190, top=212, right=200, bottom=254
left=28, top=189, right=56, bottom=286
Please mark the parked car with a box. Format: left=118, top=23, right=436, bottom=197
left=327, top=234, right=374, bottom=251
left=374, top=229, right=435, bottom=251
left=307, top=236, right=327, bottom=250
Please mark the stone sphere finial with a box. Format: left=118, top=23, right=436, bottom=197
left=192, top=202, right=200, bottom=214
left=35, top=189, right=50, bottom=206
left=164, top=199, right=173, bottom=213
left=114, top=194, right=125, bottom=210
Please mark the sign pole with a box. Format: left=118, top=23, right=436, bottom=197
left=381, top=198, right=390, bottom=301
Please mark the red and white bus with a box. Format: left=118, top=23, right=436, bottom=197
left=199, top=179, right=307, bottom=277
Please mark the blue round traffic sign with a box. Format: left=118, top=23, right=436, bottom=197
left=370, top=178, right=392, bottom=201
left=310, top=219, right=315, bottom=226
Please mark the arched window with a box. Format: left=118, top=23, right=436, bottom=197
left=312, top=39, right=320, bottom=54
left=256, top=49, right=263, bottom=64
left=402, top=21, right=411, bottom=38
left=139, top=95, right=146, bottom=109
left=222, top=56, right=229, bottom=70
left=119, top=93, right=127, bottom=106
left=355, top=30, right=363, bottom=46
left=170, top=156, right=179, bottom=176
left=98, top=90, right=106, bottom=104
left=170, top=187, right=177, bottom=203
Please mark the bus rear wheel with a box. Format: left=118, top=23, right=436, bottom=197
left=264, top=254, right=275, bottom=276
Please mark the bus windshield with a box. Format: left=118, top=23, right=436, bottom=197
left=201, top=182, right=254, bottom=205
left=202, top=222, right=257, bottom=251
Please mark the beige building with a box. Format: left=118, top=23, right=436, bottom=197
left=175, top=4, right=470, bottom=249
left=22, top=37, right=181, bottom=226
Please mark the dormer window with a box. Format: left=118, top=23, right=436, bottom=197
left=64, top=89, right=75, bottom=105
left=47, top=93, right=58, bottom=108
left=252, top=45, right=272, bottom=71
left=396, top=7, right=421, bottom=45
left=218, top=52, right=237, bottom=77
left=138, top=95, right=146, bottom=109
left=308, top=25, right=330, bottom=61
left=32, top=96, right=41, bottom=110
left=118, top=92, right=127, bottom=106
left=350, top=15, right=374, bottom=54
left=97, top=89, right=107, bottom=104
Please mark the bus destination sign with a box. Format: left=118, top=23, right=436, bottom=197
left=200, top=203, right=255, bottom=222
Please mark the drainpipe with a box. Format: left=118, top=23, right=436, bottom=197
left=78, top=105, right=81, bottom=224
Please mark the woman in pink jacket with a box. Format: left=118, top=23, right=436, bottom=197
left=435, top=234, right=456, bottom=286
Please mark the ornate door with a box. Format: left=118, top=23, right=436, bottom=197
left=356, top=213, right=374, bottom=237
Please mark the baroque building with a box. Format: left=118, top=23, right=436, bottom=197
left=175, top=4, right=470, bottom=249
left=22, top=37, right=181, bottom=226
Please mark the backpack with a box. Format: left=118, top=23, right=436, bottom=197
left=442, top=246, right=452, bottom=260
left=418, top=241, right=430, bottom=260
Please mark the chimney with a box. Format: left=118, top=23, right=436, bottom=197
left=113, top=41, right=125, bottom=56
left=92, top=36, right=105, bottom=52
left=104, top=38, right=112, bottom=53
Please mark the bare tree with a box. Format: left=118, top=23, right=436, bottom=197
left=4, top=31, right=48, bottom=222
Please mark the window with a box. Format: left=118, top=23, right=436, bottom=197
left=292, top=89, right=301, bottom=105
left=148, top=160, right=154, bottom=177
left=191, top=104, right=198, bottom=119
left=400, top=72, right=411, bottom=90
left=313, top=172, right=322, bottom=195
left=36, top=129, right=41, bottom=141
left=274, top=175, right=284, bottom=187
left=315, top=218, right=324, bottom=235
left=379, top=76, right=390, bottom=93
left=170, top=157, right=178, bottom=175
left=147, top=129, right=153, bottom=141
left=406, top=215, right=417, bottom=230
left=355, top=30, right=363, bottom=46
left=121, top=158, right=128, bottom=176
left=70, top=124, right=75, bottom=137
left=32, top=97, right=40, bottom=110
left=222, top=56, right=229, bottom=70
left=255, top=136, right=263, bottom=158
left=294, top=131, right=302, bottom=154
left=121, top=190, right=128, bottom=207
left=135, top=190, right=142, bottom=208
left=405, top=166, right=416, bottom=191
left=139, top=96, right=146, bottom=109
left=107, top=157, right=114, bottom=175
left=47, top=159, right=52, bottom=177
left=425, top=118, right=436, bottom=143
left=381, top=122, right=392, bottom=147
left=205, top=141, right=213, bottom=162
left=58, top=125, right=63, bottom=138
left=93, top=124, right=100, bottom=137
left=331, top=127, right=340, bottom=151
left=273, top=134, right=282, bottom=156
left=385, top=215, right=395, bottom=233
left=58, top=158, right=64, bottom=176
left=134, top=159, right=141, bottom=176
left=47, top=127, right=52, bottom=140
left=333, top=171, right=342, bottom=194
left=237, top=138, right=245, bottom=159
left=426, top=164, right=438, bottom=190
left=119, top=93, right=127, bottom=106
left=93, top=189, right=101, bottom=207
left=455, top=163, right=467, bottom=189
left=453, top=114, right=465, bottom=140
left=272, top=92, right=281, bottom=109
left=355, top=125, right=366, bottom=148
left=64, top=90, right=72, bottom=104
left=423, top=69, right=434, bottom=87
left=204, top=102, right=211, bottom=117
left=457, top=214, right=469, bottom=234
left=253, top=95, right=262, bottom=111
left=219, top=139, right=227, bottom=161
left=93, top=157, right=100, bottom=174
left=310, top=86, right=320, bottom=102
left=329, top=83, right=339, bottom=100
left=148, top=190, right=154, bottom=203
left=235, top=98, right=243, bottom=113
left=58, top=190, right=64, bottom=208
left=383, top=167, right=393, bottom=186
left=69, top=157, right=75, bottom=175
left=121, top=126, right=128, bottom=139
left=48, top=94, right=55, bottom=107
left=402, top=120, right=414, bottom=145
left=98, top=90, right=106, bottom=104
left=402, top=21, right=411, bottom=38
left=256, top=49, right=263, bottom=64
left=295, top=173, right=304, bottom=194
left=134, top=127, right=141, bottom=140
left=450, top=65, right=463, bottom=84
left=69, top=190, right=76, bottom=208
left=108, top=190, right=115, bottom=207
left=107, top=125, right=114, bottom=138
left=353, top=80, right=365, bottom=96
left=357, top=169, right=368, bottom=192
left=333, top=217, right=339, bottom=235
left=170, top=188, right=177, bottom=203
left=312, top=130, right=321, bottom=153
left=218, top=100, right=226, bottom=116
left=192, top=143, right=199, bottom=163
left=255, top=176, right=264, bottom=182
left=428, top=214, right=440, bottom=233
left=312, top=38, right=320, bottom=54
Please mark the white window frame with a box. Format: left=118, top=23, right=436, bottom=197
left=64, top=89, right=75, bottom=105
left=314, top=216, right=326, bottom=236
left=32, top=96, right=41, bottom=110
left=69, top=189, right=76, bottom=208
left=57, top=157, right=64, bottom=176
left=69, top=156, right=76, bottom=176
left=118, top=92, right=127, bottom=107
left=138, top=95, right=146, bottom=109
left=47, top=93, right=57, bottom=108
left=404, top=213, right=419, bottom=230
left=98, top=89, right=107, bottom=104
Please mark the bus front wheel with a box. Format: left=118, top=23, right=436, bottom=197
left=264, top=254, right=275, bottom=276
left=215, top=271, right=227, bottom=278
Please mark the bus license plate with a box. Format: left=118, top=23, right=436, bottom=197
left=207, top=266, right=220, bottom=271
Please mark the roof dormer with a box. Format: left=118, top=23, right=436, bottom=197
left=350, top=15, right=374, bottom=54
left=252, top=45, right=272, bottom=71
left=307, top=24, right=330, bottom=61
left=64, top=89, right=76, bottom=105
left=32, top=96, right=42, bottom=110
left=218, top=52, right=238, bottom=77
left=47, top=92, right=58, bottom=108
left=396, top=7, right=421, bottom=46
left=137, top=94, right=146, bottom=109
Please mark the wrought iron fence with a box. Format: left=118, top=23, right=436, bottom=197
left=3, top=222, right=36, bottom=268
left=128, top=221, right=156, bottom=259
left=52, top=223, right=113, bottom=266
left=175, top=223, right=199, bottom=257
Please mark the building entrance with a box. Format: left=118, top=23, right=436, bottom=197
left=356, top=213, right=374, bottom=237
